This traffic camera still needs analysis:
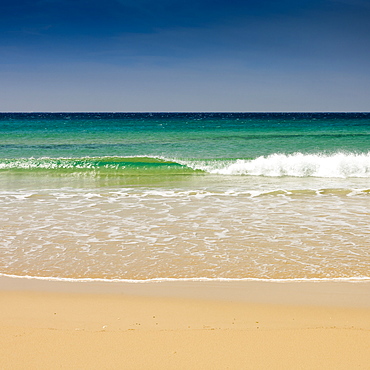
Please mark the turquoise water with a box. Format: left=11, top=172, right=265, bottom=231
left=1, top=113, right=370, bottom=281
left=1, top=112, right=370, bottom=159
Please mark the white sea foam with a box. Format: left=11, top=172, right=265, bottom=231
left=186, top=152, right=370, bottom=178
left=1, top=273, right=370, bottom=283
left=0, top=185, right=369, bottom=203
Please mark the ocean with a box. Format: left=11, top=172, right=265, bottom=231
left=1, top=112, right=369, bottom=282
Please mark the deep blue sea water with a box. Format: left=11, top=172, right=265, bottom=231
left=1, top=113, right=369, bottom=281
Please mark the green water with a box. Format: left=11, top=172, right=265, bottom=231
left=1, top=113, right=369, bottom=161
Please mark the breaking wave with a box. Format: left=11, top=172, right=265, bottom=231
left=1, top=152, right=370, bottom=178
left=187, top=152, right=370, bottom=178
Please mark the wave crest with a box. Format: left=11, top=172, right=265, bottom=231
left=191, top=152, right=370, bottom=178
left=1, top=153, right=370, bottom=178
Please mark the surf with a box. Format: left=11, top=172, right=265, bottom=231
left=184, top=152, right=370, bottom=178
left=1, top=152, right=370, bottom=178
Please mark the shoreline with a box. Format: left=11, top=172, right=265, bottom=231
left=1, top=275, right=370, bottom=307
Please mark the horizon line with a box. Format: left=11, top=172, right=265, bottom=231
left=1, top=111, right=370, bottom=114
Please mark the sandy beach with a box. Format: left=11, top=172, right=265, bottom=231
left=1, top=277, right=370, bottom=369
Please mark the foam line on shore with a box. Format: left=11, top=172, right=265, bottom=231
left=2, top=273, right=370, bottom=284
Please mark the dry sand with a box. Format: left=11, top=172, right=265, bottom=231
left=1, top=277, right=370, bottom=369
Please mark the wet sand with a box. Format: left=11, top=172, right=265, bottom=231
left=1, top=277, right=370, bottom=369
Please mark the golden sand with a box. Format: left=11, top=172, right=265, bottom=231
left=1, top=278, right=370, bottom=369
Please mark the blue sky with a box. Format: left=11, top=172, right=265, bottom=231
left=1, top=0, right=369, bottom=111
